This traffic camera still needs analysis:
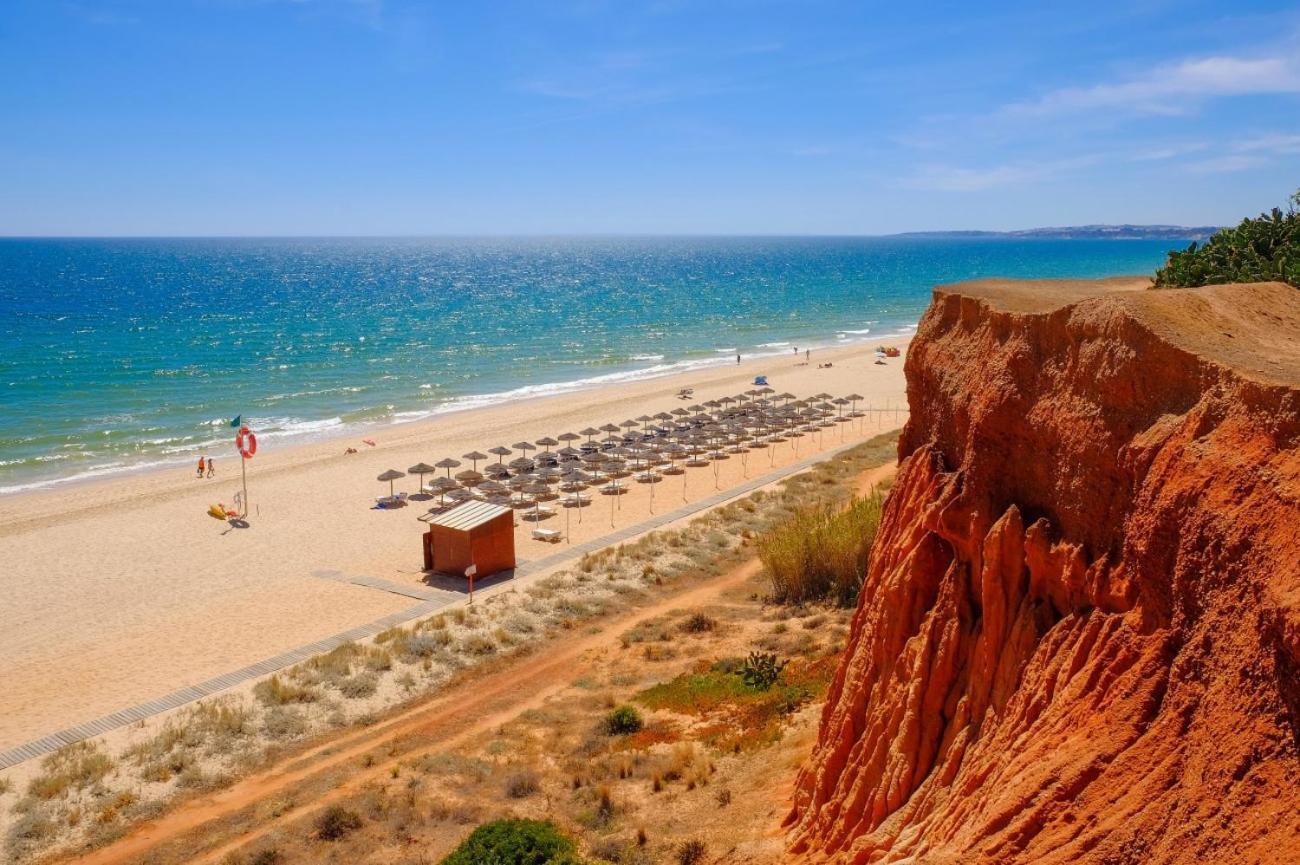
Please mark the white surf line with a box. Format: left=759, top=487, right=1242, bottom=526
left=0, top=428, right=899, bottom=770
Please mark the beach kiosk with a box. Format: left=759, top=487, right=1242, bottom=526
left=421, top=500, right=516, bottom=578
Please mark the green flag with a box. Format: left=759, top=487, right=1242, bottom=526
left=229, top=415, right=241, bottom=428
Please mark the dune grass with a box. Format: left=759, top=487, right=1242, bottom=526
left=758, top=490, right=885, bottom=607
left=26, top=742, right=115, bottom=800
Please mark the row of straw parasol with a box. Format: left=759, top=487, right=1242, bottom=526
left=376, top=389, right=871, bottom=529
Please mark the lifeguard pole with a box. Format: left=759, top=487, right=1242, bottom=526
left=234, top=421, right=256, bottom=522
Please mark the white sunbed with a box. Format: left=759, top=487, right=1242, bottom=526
left=531, top=527, right=563, bottom=542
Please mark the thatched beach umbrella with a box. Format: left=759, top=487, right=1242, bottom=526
left=377, top=468, right=405, bottom=499
left=523, top=479, right=551, bottom=522
left=462, top=450, right=488, bottom=472
left=580, top=450, right=608, bottom=482
left=580, top=427, right=601, bottom=443
left=435, top=457, right=461, bottom=478
left=478, top=479, right=508, bottom=498
left=535, top=436, right=558, bottom=453
left=407, top=462, right=437, bottom=491
left=488, top=445, right=513, bottom=464
left=427, top=475, right=458, bottom=507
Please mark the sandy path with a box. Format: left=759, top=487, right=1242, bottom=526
left=0, top=340, right=908, bottom=749
left=67, top=558, right=766, bottom=865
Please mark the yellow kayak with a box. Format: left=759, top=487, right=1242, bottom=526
left=207, top=504, right=228, bottom=520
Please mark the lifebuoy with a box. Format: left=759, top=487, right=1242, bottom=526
left=235, top=425, right=257, bottom=459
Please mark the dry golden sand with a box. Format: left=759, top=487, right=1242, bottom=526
left=0, top=341, right=908, bottom=750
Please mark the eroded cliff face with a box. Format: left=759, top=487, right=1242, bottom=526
left=787, top=278, right=1300, bottom=864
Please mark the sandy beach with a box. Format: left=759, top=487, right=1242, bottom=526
left=0, top=341, right=908, bottom=752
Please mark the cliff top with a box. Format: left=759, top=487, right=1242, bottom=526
left=934, top=277, right=1300, bottom=387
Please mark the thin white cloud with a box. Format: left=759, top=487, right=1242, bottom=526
left=1234, top=132, right=1300, bottom=154
left=1004, top=55, right=1300, bottom=117
left=900, top=157, right=1098, bottom=192
left=1128, top=142, right=1209, bottom=162
left=1185, top=154, right=1268, bottom=174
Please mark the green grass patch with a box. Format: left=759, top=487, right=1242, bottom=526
left=440, top=818, right=584, bottom=865
left=636, top=655, right=840, bottom=753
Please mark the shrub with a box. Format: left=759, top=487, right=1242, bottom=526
left=603, top=705, right=645, bottom=735
left=504, top=769, right=541, bottom=799
left=261, top=707, right=307, bottom=740
left=250, top=849, right=281, bottom=865
left=401, top=633, right=442, bottom=660
left=757, top=492, right=884, bottom=606
left=1155, top=188, right=1299, bottom=287
left=316, top=805, right=363, bottom=840
left=253, top=675, right=319, bottom=706
left=680, top=612, right=717, bottom=634
left=677, top=838, right=707, bottom=865
left=740, top=651, right=788, bottom=691
left=439, top=818, right=584, bottom=865
left=338, top=673, right=379, bottom=699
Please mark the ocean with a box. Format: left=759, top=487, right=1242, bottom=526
left=0, top=236, right=1180, bottom=494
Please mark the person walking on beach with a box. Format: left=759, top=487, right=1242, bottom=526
left=805, top=348, right=810, bottom=362
left=206, top=456, right=215, bottom=478
left=196, top=455, right=205, bottom=479
left=736, top=353, right=741, bottom=365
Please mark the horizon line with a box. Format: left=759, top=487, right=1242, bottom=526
left=0, top=226, right=1219, bottom=241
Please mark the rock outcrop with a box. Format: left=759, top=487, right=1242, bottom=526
left=787, top=277, right=1300, bottom=864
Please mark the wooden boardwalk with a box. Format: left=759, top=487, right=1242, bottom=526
left=0, top=433, right=889, bottom=770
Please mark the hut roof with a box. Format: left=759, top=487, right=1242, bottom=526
left=426, top=500, right=512, bottom=531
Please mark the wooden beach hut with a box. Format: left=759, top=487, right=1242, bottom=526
left=422, top=500, right=516, bottom=578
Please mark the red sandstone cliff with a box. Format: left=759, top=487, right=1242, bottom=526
left=787, top=277, right=1300, bottom=864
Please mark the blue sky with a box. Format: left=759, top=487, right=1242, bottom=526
left=1, top=0, right=1298, bottom=235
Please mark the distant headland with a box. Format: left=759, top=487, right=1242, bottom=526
left=894, top=225, right=1219, bottom=241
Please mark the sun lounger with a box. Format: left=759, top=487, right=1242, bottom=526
left=531, top=527, right=563, bottom=542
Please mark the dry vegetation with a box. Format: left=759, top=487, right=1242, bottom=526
left=758, top=491, right=886, bottom=606
left=1, top=432, right=896, bottom=865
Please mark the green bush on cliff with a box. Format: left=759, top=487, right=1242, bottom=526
left=758, top=491, right=885, bottom=606
left=440, top=819, right=585, bottom=865
left=1154, top=188, right=1300, bottom=287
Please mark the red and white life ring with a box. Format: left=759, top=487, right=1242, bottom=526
left=235, top=425, right=257, bottom=459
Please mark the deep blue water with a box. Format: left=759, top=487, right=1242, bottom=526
left=0, top=236, right=1177, bottom=493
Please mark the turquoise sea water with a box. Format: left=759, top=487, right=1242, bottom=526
left=0, top=236, right=1178, bottom=493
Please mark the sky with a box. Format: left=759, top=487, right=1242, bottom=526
left=1, top=0, right=1298, bottom=235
